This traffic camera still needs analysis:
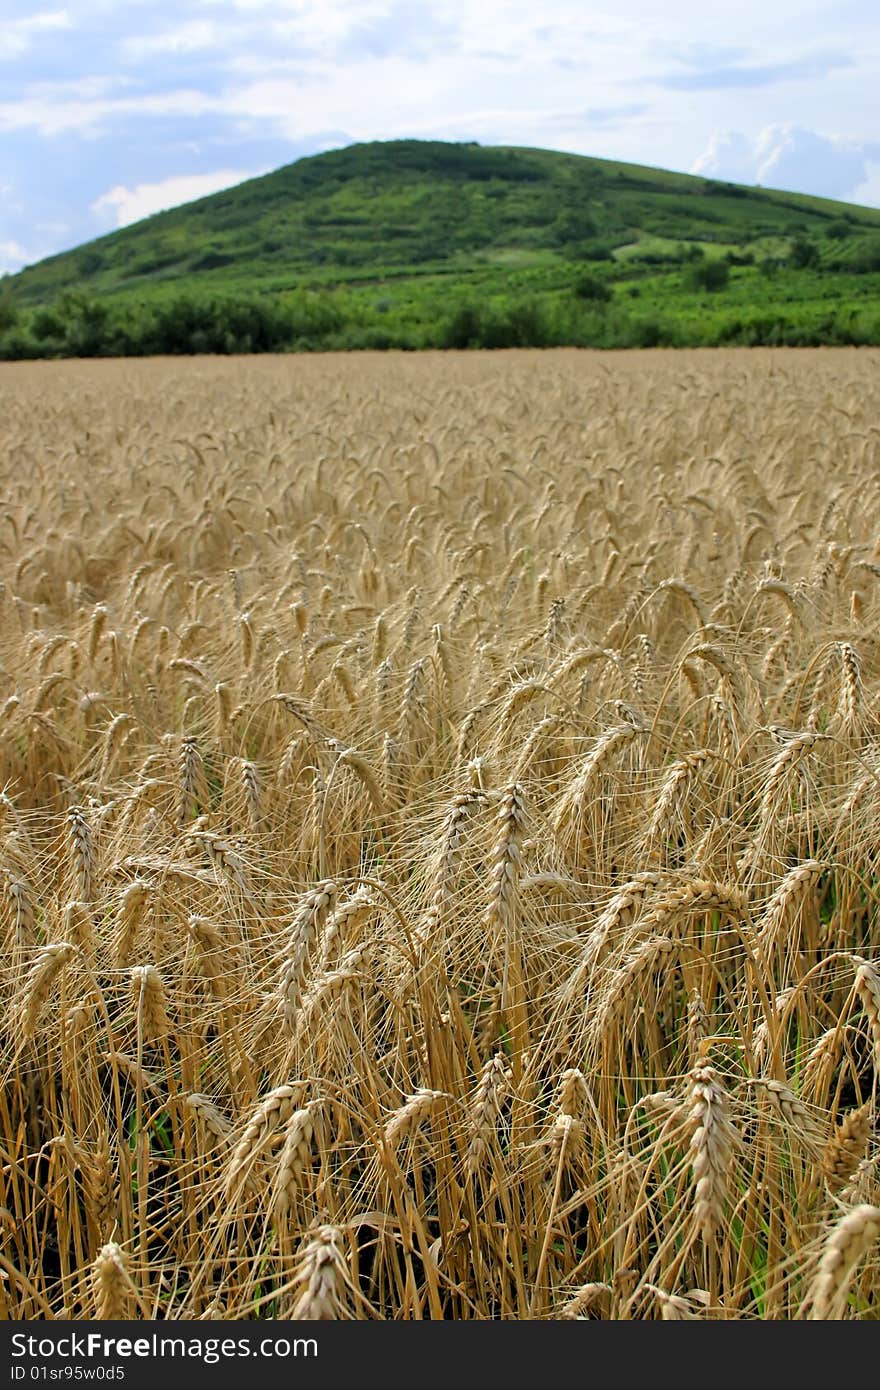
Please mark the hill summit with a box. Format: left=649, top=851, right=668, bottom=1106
left=3, top=139, right=880, bottom=354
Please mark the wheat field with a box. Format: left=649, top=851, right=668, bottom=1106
left=1, top=348, right=879, bottom=1321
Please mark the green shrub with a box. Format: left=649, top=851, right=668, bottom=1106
left=0, top=327, right=40, bottom=359
left=788, top=237, right=820, bottom=269
left=684, top=259, right=730, bottom=291
left=552, top=209, right=598, bottom=246
left=834, top=239, right=880, bottom=274
left=578, top=239, right=615, bottom=261
left=573, top=273, right=612, bottom=303
left=191, top=249, right=235, bottom=271
left=0, top=285, right=18, bottom=332
left=75, top=249, right=104, bottom=277
left=439, top=302, right=483, bottom=349
left=825, top=220, right=851, bottom=240
left=30, top=305, right=67, bottom=343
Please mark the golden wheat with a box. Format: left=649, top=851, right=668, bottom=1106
left=1, top=348, right=880, bottom=1319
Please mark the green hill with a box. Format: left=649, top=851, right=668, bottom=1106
left=3, top=138, right=880, bottom=355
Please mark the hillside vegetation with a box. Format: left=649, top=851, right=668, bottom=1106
left=1, top=349, right=880, bottom=1318
left=3, top=140, right=880, bottom=355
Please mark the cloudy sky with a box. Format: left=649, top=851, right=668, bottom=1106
left=1, top=0, right=878, bottom=274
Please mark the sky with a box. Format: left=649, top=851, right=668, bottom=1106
left=1, top=0, right=878, bottom=275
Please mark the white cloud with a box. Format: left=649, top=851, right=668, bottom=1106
left=754, top=126, right=870, bottom=199
left=0, top=86, right=216, bottom=136
left=222, top=60, right=452, bottom=139
left=122, top=2, right=396, bottom=64
left=0, top=182, right=24, bottom=213
left=120, top=20, right=224, bottom=59
left=270, top=2, right=390, bottom=51
left=90, top=168, right=260, bottom=227
left=693, top=124, right=878, bottom=203
left=0, top=239, right=32, bottom=273
left=692, top=130, right=756, bottom=183
left=0, top=10, right=71, bottom=62
left=197, top=0, right=386, bottom=24
left=852, top=166, right=880, bottom=209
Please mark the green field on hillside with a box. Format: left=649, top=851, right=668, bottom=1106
left=3, top=139, right=880, bottom=355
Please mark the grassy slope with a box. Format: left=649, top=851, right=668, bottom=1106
left=6, top=139, right=880, bottom=345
